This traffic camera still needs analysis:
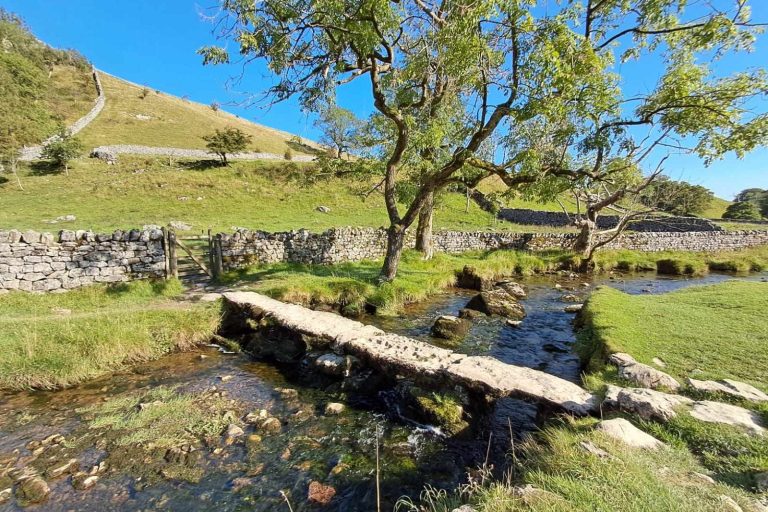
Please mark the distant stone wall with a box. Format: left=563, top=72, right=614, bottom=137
left=218, top=227, right=768, bottom=269
left=497, top=208, right=722, bottom=232
left=88, top=145, right=316, bottom=163
left=0, top=229, right=165, bottom=292
left=19, top=67, right=106, bottom=161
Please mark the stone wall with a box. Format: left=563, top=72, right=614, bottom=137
left=0, top=229, right=166, bottom=292
left=19, top=67, right=106, bottom=161
left=497, top=208, right=722, bottom=232
left=218, top=227, right=768, bottom=269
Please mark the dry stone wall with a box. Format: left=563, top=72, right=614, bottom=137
left=0, top=229, right=165, bottom=292
left=217, top=227, right=768, bottom=270
left=497, top=208, right=723, bottom=232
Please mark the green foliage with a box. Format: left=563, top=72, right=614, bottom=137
left=41, top=129, right=84, bottom=171
left=314, top=104, right=363, bottom=158
left=734, top=188, right=768, bottom=217
left=723, top=201, right=762, bottom=220
left=640, top=178, right=715, bottom=216
left=284, top=148, right=293, bottom=160
left=202, top=127, right=252, bottom=165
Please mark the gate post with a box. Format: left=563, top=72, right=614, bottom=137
left=212, top=234, right=224, bottom=278
left=168, top=229, right=178, bottom=279
left=161, top=227, right=170, bottom=279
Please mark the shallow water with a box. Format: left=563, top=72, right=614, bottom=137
left=1, top=271, right=764, bottom=511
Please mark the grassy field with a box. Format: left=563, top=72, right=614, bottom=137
left=77, top=73, right=317, bottom=156
left=578, top=281, right=768, bottom=389
left=1, top=156, right=577, bottom=234
left=46, top=64, right=98, bottom=126
left=0, top=280, right=220, bottom=390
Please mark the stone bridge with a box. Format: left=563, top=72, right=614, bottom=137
left=222, top=291, right=598, bottom=415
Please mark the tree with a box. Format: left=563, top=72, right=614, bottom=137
left=640, top=178, right=714, bottom=216
left=314, top=105, right=363, bottom=159
left=723, top=201, right=762, bottom=220
left=41, top=129, right=83, bottom=175
left=201, top=0, right=768, bottom=279
left=202, top=127, right=252, bottom=165
left=734, top=188, right=766, bottom=204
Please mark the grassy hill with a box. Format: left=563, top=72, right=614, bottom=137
left=0, top=12, right=94, bottom=147
left=77, top=73, right=317, bottom=156
left=2, top=157, right=519, bottom=233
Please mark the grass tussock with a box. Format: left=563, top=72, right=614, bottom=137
left=81, top=386, right=235, bottom=449
left=398, top=418, right=756, bottom=512
left=0, top=280, right=221, bottom=390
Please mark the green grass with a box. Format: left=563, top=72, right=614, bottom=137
left=81, top=386, right=235, bottom=448
left=0, top=280, right=221, bottom=390
left=578, top=281, right=768, bottom=389
left=1, top=155, right=572, bottom=233
left=589, top=246, right=768, bottom=275
left=78, top=73, right=317, bottom=155
left=223, top=249, right=569, bottom=315
left=47, top=65, right=98, bottom=126
left=398, top=417, right=758, bottom=512
left=701, top=196, right=732, bottom=219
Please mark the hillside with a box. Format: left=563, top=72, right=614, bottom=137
left=77, top=73, right=318, bottom=156
left=0, top=12, right=94, bottom=148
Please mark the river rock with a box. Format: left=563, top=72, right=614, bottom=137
left=324, top=402, right=345, bottom=415
left=0, top=488, right=10, bottom=503
left=560, top=294, right=581, bottom=303
left=608, top=353, right=681, bottom=391
left=756, top=472, right=768, bottom=492
left=244, top=409, right=268, bottom=424
left=224, top=424, right=245, bottom=444
left=15, top=476, right=50, bottom=505
left=431, top=315, right=471, bottom=340
left=465, top=288, right=526, bottom=319
left=313, top=353, right=346, bottom=376
left=47, top=458, right=79, bottom=478
left=596, top=418, right=665, bottom=449
left=495, top=281, right=527, bottom=299
left=686, top=378, right=768, bottom=402
left=455, top=266, right=493, bottom=290
left=603, top=385, right=691, bottom=422
left=507, top=319, right=522, bottom=328
left=452, top=506, right=477, bottom=512
left=458, top=308, right=483, bottom=320
left=259, top=417, right=281, bottom=433
left=689, top=401, right=765, bottom=435
left=308, top=481, right=336, bottom=505
left=564, top=304, right=583, bottom=313
left=72, top=473, right=99, bottom=490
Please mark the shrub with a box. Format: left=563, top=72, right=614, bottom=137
left=723, top=201, right=762, bottom=220
left=284, top=148, right=294, bottom=160
left=202, top=127, right=252, bottom=165
left=139, top=86, right=150, bottom=99
left=41, top=129, right=83, bottom=174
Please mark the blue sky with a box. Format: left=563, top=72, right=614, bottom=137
left=3, top=0, right=766, bottom=199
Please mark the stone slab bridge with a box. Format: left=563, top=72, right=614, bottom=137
left=223, top=292, right=598, bottom=415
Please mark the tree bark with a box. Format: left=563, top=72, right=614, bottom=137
left=573, top=211, right=597, bottom=271
left=415, top=190, right=434, bottom=260
left=380, top=224, right=407, bottom=282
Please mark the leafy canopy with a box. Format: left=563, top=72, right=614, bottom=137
left=202, top=127, right=252, bottom=164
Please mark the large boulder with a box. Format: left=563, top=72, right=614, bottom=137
left=686, top=378, right=768, bottom=403
left=596, top=418, right=665, bottom=449
left=495, top=280, right=527, bottom=299
left=608, top=353, right=681, bottom=391
left=465, top=288, right=526, bottom=319
left=431, top=315, right=471, bottom=341
left=455, top=266, right=493, bottom=291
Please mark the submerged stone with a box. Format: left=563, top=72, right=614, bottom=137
left=15, top=476, right=50, bottom=505
left=307, top=481, right=336, bottom=506
left=324, top=403, right=345, bottom=415
left=465, top=288, right=526, bottom=319
left=431, top=315, right=471, bottom=341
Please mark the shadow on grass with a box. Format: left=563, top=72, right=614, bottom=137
left=178, top=159, right=225, bottom=171
left=28, top=160, right=64, bottom=176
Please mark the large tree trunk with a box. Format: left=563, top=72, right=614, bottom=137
left=379, top=224, right=407, bottom=282
left=573, top=211, right=597, bottom=272
left=415, top=190, right=434, bottom=260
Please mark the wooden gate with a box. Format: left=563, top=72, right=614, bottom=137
left=163, top=229, right=223, bottom=282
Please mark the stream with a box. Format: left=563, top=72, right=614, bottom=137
left=1, top=271, right=765, bottom=511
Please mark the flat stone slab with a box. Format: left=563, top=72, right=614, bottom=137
left=223, top=292, right=597, bottom=415
left=596, top=418, right=665, bottom=449
left=689, top=401, right=765, bottom=435
left=604, top=385, right=766, bottom=435
left=609, top=353, right=681, bottom=391
left=687, top=378, right=768, bottom=402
